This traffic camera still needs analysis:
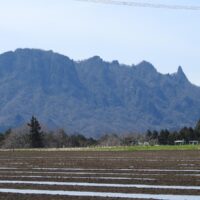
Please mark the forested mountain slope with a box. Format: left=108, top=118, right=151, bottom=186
left=0, top=49, right=199, bottom=137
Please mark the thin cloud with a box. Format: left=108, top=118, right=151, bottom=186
left=75, top=0, right=200, bottom=11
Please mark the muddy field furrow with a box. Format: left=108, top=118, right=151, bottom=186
left=0, top=176, right=199, bottom=186
left=0, top=150, right=200, bottom=199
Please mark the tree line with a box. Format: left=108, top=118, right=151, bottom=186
left=0, top=116, right=97, bottom=149
left=145, top=120, right=200, bottom=145
left=0, top=116, right=200, bottom=148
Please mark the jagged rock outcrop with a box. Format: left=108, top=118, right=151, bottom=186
left=0, top=49, right=199, bottom=137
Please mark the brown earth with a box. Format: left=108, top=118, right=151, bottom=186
left=0, top=150, right=200, bottom=199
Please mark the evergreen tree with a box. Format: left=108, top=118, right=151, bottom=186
left=152, top=130, right=158, bottom=140
left=168, top=132, right=176, bottom=145
left=146, top=130, right=152, bottom=140
left=158, top=129, right=169, bottom=145
left=194, top=120, right=200, bottom=141
left=195, top=120, right=200, bottom=132
left=27, top=116, right=44, bottom=148
left=0, top=132, right=4, bottom=146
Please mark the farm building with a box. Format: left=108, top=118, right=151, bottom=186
left=174, top=140, right=185, bottom=145
left=189, top=140, right=199, bottom=145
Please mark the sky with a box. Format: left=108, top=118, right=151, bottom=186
left=0, top=0, right=199, bottom=85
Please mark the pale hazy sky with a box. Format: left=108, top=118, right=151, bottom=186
left=0, top=0, right=199, bottom=85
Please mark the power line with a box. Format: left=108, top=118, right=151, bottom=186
left=74, top=0, right=200, bottom=11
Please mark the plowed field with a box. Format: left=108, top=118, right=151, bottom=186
left=0, top=150, right=199, bottom=199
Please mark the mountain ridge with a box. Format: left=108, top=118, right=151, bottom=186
left=0, top=48, right=199, bottom=137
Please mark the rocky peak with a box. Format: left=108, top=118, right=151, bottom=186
left=136, top=61, right=157, bottom=73
left=87, top=56, right=103, bottom=63
left=176, top=66, right=188, bottom=82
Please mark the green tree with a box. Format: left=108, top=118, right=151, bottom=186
left=0, top=132, right=4, bottom=147
left=195, top=120, right=200, bottom=132
left=152, top=130, right=158, bottom=140
left=168, top=132, right=176, bottom=145
left=158, top=129, right=170, bottom=145
left=27, top=116, right=44, bottom=148
left=146, top=130, right=152, bottom=140
left=195, top=120, right=200, bottom=139
left=179, top=127, right=193, bottom=144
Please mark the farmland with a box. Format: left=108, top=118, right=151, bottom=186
left=0, top=150, right=200, bottom=199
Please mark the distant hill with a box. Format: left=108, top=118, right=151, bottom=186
left=0, top=48, right=200, bottom=137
